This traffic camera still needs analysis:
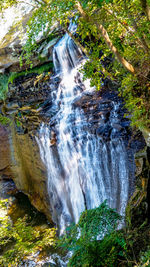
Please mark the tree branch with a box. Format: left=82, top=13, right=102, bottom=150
left=101, top=7, right=149, bottom=54
left=63, top=25, right=114, bottom=80
left=124, top=0, right=149, bottom=53
left=75, top=1, right=136, bottom=74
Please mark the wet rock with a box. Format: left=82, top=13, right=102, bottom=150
left=0, top=179, right=17, bottom=199
left=120, top=120, right=130, bottom=127
left=96, top=124, right=112, bottom=139
left=111, top=123, right=123, bottom=131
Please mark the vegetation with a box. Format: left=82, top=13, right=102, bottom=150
left=0, top=114, right=11, bottom=125
left=0, top=74, right=9, bottom=100
left=58, top=201, right=127, bottom=266
left=1, top=0, right=149, bottom=128
left=58, top=201, right=150, bottom=267
left=139, top=248, right=150, bottom=266
left=8, top=62, right=53, bottom=83
left=1, top=198, right=150, bottom=266
left=0, top=62, right=52, bottom=101
left=0, top=199, right=56, bottom=266
left=0, top=1, right=150, bottom=266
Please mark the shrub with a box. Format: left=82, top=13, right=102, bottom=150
left=58, top=201, right=127, bottom=267
left=0, top=74, right=9, bottom=100
left=0, top=200, right=56, bottom=266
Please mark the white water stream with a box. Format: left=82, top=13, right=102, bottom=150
left=36, top=29, right=132, bottom=233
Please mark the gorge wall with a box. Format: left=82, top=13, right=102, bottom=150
left=0, top=19, right=150, bottom=230
left=0, top=66, right=149, bottom=227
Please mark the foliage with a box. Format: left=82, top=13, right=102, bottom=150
left=119, top=74, right=150, bottom=129
left=0, top=114, right=11, bottom=125
left=139, top=247, right=150, bottom=266
left=0, top=63, right=52, bottom=101
left=0, top=0, right=17, bottom=12
left=0, top=74, right=9, bottom=100
left=0, top=0, right=150, bottom=128
left=8, top=62, right=53, bottom=84
left=0, top=199, right=56, bottom=266
left=58, top=201, right=127, bottom=266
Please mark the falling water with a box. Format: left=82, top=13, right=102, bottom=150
left=36, top=28, right=134, bottom=233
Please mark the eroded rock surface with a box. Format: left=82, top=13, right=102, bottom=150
left=0, top=124, right=12, bottom=180
left=0, top=69, right=149, bottom=225
left=10, top=127, right=52, bottom=221
left=0, top=73, right=55, bottom=221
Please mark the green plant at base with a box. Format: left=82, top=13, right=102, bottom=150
left=0, top=114, right=11, bottom=125
left=58, top=201, right=127, bottom=267
left=1, top=0, right=150, bottom=128
left=0, top=199, right=56, bottom=267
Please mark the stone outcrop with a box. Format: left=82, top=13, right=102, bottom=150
left=126, top=143, right=150, bottom=228
left=0, top=34, right=60, bottom=74
left=0, top=2, right=62, bottom=74
left=141, top=127, right=150, bottom=147
left=10, top=126, right=53, bottom=222
left=73, top=81, right=135, bottom=143
left=0, top=73, right=55, bottom=221
left=0, top=14, right=149, bottom=223
left=0, top=2, right=63, bottom=220
left=1, top=72, right=148, bottom=223
left=0, top=124, right=12, bottom=180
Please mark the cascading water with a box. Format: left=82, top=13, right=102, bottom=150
left=36, top=28, right=134, bottom=233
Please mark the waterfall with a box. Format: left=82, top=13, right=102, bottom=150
left=36, top=29, right=134, bottom=233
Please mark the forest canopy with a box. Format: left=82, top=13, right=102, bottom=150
left=0, top=0, right=150, bottom=128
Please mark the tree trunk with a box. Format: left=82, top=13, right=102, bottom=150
left=96, top=23, right=135, bottom=74
left=75, top=1, right=136, bottom=74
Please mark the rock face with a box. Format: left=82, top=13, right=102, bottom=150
left=73, top=84, right=131, bottom=141
left=126, top=145, right=150, bottom=228
left=0, top=72, right=55, bottom=221
left=0, top=124, right=12, bottom=180
left=141, top=127, right=150, bottom=147
left=0, top=72, right=149, bottom=224
left=0, top=2, right=32, bottom=73
left=10, top=127, right=52, bottom=222
left=0, top=1, right=63, bottom=220
left=0, top=16, right=149, bottom=224
left=0, top=2, right=62, bottom=74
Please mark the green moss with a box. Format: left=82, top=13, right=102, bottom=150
left=0, top=62, right=53, bottom=101
left=0, top=114, right=11, bottom=125
left=8, top=62, right=53, bottom=84
left=0, top=74, right=9, bottom=100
